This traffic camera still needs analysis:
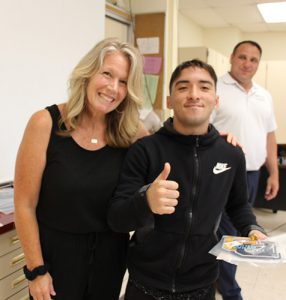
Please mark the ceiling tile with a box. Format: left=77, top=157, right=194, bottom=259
left=234, top=22, right=269, bottom=32
left=255, top=0, right=286, bottom=3
left=267, top=23, right=286, bottom=31
left=214, top=5, right=263, bottom=24
left=179, top=0, right=208, bottom=9
left=181, top=8, right=229, bottom=28
left=204, top=0, right=256, bottom=7
left=178, top=0, right=286, bottom=32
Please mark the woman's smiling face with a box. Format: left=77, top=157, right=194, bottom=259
left=86, top=51, right=130, bottom=115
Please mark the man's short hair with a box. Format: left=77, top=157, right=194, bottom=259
left=232, top=40, right=262, bottom=56
left=169, top=59, right=217, bottom=94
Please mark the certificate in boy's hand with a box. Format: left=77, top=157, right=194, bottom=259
left=222, top=236, right=281, bottom=260
left=209, top=235, right=286, bottom=265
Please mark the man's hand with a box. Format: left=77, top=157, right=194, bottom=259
left=265, top=174, right=279, bottom=200
left=146, top=163, right=179, bottom=215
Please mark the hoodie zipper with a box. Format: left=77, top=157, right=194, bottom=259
left=171, top=137, right=200, bottom=293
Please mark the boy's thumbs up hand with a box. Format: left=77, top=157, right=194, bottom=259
left=146, top=163, right=179, bottom=215
left=155, top=161, right=171, bottom=181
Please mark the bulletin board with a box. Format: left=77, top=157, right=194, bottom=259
left=134, top=13, right=165, bottom=110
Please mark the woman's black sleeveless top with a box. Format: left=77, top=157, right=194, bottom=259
left=36, top=105, right=127, bottom=233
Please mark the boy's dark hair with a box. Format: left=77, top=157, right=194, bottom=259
left=169, top=59, right=217, bottom=94
left=232, top=40, right=262, bottom=56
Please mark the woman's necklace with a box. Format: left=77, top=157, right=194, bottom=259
left=90, top=138, right=98, bottom=144
left=76, top=114, right=105, bottom=146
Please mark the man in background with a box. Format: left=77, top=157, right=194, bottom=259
left=212, top=40, right=279, bottom=300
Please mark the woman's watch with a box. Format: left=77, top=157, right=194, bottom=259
left=23, top=264, right=49, bottom=281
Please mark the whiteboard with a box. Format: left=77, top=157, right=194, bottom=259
left=0, top=0, right=105, bottom=182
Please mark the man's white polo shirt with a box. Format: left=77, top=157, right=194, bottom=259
left=211, top=72, right=277, bottom=171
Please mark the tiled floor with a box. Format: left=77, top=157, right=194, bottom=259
left=120, top=208, right=286, bottom=300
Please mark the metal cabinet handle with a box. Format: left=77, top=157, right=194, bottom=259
left=10, top=235, right=20, bottom=245
left=11, top=274, right=26, bottom=289
left=11, top=253, right=25, bottom=266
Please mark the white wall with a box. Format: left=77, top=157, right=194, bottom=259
left=243, top=32, right=286, bottom=60
left=203, top=28, right=242, bottom=57
left=178, top=12, right=203, bottom=47
left=178, top=22, right=286, bottom=61
left=0, top=0, right=105, bottom=182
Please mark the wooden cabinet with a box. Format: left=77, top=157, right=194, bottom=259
left=0, top=183, right=29, bottom=300
left=4, top=287, right=29, bottom=300
left=0, top=229, right=28, bottom=300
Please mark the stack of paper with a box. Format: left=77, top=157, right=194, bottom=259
left=0, top=187, right=14, bottom=214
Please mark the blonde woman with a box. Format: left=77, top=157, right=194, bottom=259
left=14, top=38, right=147, bottom=300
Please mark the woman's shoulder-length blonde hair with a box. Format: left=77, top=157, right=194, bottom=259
left=60, top=37, right=144, bottom=148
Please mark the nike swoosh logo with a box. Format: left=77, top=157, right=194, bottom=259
left=213, top=167, right=231, bottom=174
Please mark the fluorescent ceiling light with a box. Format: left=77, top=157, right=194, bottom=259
left=257, top=2, right=286, bottom=23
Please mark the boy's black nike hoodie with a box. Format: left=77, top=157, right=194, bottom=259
left=108, top=118, right=263, bottom=293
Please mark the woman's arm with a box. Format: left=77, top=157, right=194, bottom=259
left=14, top=109, right=56, bottom=299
